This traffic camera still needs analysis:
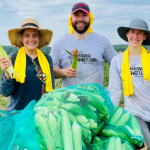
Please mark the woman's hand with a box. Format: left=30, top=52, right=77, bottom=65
left=0, top=56, right=12, bottom=79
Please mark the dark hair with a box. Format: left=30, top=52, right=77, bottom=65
left=127, top=28, right=147, bottom=35
left=18, top=28, right=42, bottom=37
left=16, top=28, right=43, bottom=47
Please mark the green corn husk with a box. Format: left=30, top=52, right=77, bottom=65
left=0, top=44, right=18, bottom=78
left=71, top=49, right=78, bottom=69
left=72, top=57, right=77, bottom=69
left=65, top=49, right=78, bottom=69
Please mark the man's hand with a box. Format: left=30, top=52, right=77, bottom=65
left=53, top=66, right=78, bottom=79
left=65, top=66, right=77, bottom=78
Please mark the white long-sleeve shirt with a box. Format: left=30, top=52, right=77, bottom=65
left=108, top=52, right=150, bottom=121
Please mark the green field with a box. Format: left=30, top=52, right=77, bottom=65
left=0, top=62, right=124, bottom=110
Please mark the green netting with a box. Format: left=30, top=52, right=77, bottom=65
left=0, top=100, right=41, bottom=150
left=0, top=83, right=145, bottom=150
left=88, top=136, right=135, bottom=150
left=103, top=106, right=144, bottom=147
left=34, top=83, right=114, bottom=149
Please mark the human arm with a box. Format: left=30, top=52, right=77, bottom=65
left=0, top=72, right=14, bottom=97
left=50, top=40, right=77, bottom=79
left=0, top=54, right=16, bottom=97
left=0, top=56, right=11, bottom=79
left=103, top=38, right=117, bottom=65
left=53, top=66, right=77, bottom=79
left=108, top=56, right=122, bottom=106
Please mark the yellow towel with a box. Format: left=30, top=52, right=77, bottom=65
left=13, top=46, right=53, bottom=92
left=68, top=12, right=94, bottom=34
left=122, top=46, right=150, bottom=96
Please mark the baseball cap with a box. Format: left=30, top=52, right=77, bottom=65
left=71, top=2, right=90, bottom=14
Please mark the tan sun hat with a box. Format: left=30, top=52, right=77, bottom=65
left=8, top=18, right=53, bottom=49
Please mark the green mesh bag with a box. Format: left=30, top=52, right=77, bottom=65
left=34, top=83, right=114, bottom=149
left=88, top=136, right=135, bottom=150
left=0, top=100, right=41, bottom=150
left=102, top=106, right=144, bottom=147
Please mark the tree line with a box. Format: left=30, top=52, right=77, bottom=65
left=2, top=46, right=51, bottom=54
left=2, top=45, right=150, bottom=54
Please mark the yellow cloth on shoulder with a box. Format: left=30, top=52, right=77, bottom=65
left=13, top=46, right=53, bottom=92
left=68, top=12, right=94, bottom=34
left=122, top=46, right=150, bottom=96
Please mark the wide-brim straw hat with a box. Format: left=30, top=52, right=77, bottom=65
left=8, top=18, right=53, bottom=49
left=117, top=18, right=150, bottom=45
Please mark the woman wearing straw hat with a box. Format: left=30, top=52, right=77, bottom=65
left=0, top=18, right=55, bottom=111
left=108, top=18, right=150, bottom=149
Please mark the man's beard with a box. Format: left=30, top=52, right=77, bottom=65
left=72, top=21, right=90, bottom=34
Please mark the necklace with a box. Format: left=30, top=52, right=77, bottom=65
left=31, top=59, right=47, bottom=83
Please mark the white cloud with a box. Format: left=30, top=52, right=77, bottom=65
left=0, top=0, right=150, bottom=46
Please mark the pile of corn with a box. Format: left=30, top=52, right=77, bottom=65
left=34, top=83, right=144, bottom=150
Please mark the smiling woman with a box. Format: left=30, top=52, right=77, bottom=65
left=19, top=28, right=40, bottom=55
left=108, top=18, right=150, bottom=149
left=0, top=18, right=55, bottom=111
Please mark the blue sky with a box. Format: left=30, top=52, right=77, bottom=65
left=0, top=0, right=150, bottom=47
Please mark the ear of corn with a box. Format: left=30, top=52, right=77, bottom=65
left=89, top=119, right=97, bottom=130
left=115, top=112, right=130, bottom=126
left=60, top=103, right=97, bottom=120
left=68, top=112, right=76, bottom=124
left=86, top=95, right=108, bottom=118
left=124, top=125, right=134, bottom=135
left=65, top=49, right=78, bottom=69
left=86, top=84, right=100, bottom=95
left=48, top=112, right=57, bottom=142
left=82, top=140, right=87, bottom=150
left=36, top=129, right=46, bottom=148
left=0, top=44, right=18, bottom=78
left=114, top=137, right=122, bottom=150
left=43, top=98, right=61, bottom=111
left=106, top=137, right=116, bottom=150
left=72, top=121, right=82, bottom=150
left=85, top=103, right=96, bottom=111
left=60, top=103, right=85, bottom=116
left=81, top=126, right=92, bottom=146
left=65, top=93, right=80, bottom=102
left=102, top=126, right=131, bottom=142
left=88, top=141, right=104, bottom=149
left=121, top=144, right=126, bottom=150
left=34, top=113, right=56, bottom=149
left=97, top=113, right=105, bottom=122
left=53, top=111, right=63, bottom=150
left=75, top=115, right=91, bottom=129
left=93, top=137, right=101, bottom=143
left=130, top=116, right=143, bottom=137
left=50, top=92, right=63, bottom=102
left=71, top=49, right=78, bottom=69
left=60, top=109, right=73, bottom=150
left=93, top=121, right=105, bottom=136
left=107, top=107, right=123, bottom=125
left=123, top=141, right=134, bottom=150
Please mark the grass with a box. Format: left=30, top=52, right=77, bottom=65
left=0, top=95, right=9, bottom=110
left=0, top=62, right=124, bottom=110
